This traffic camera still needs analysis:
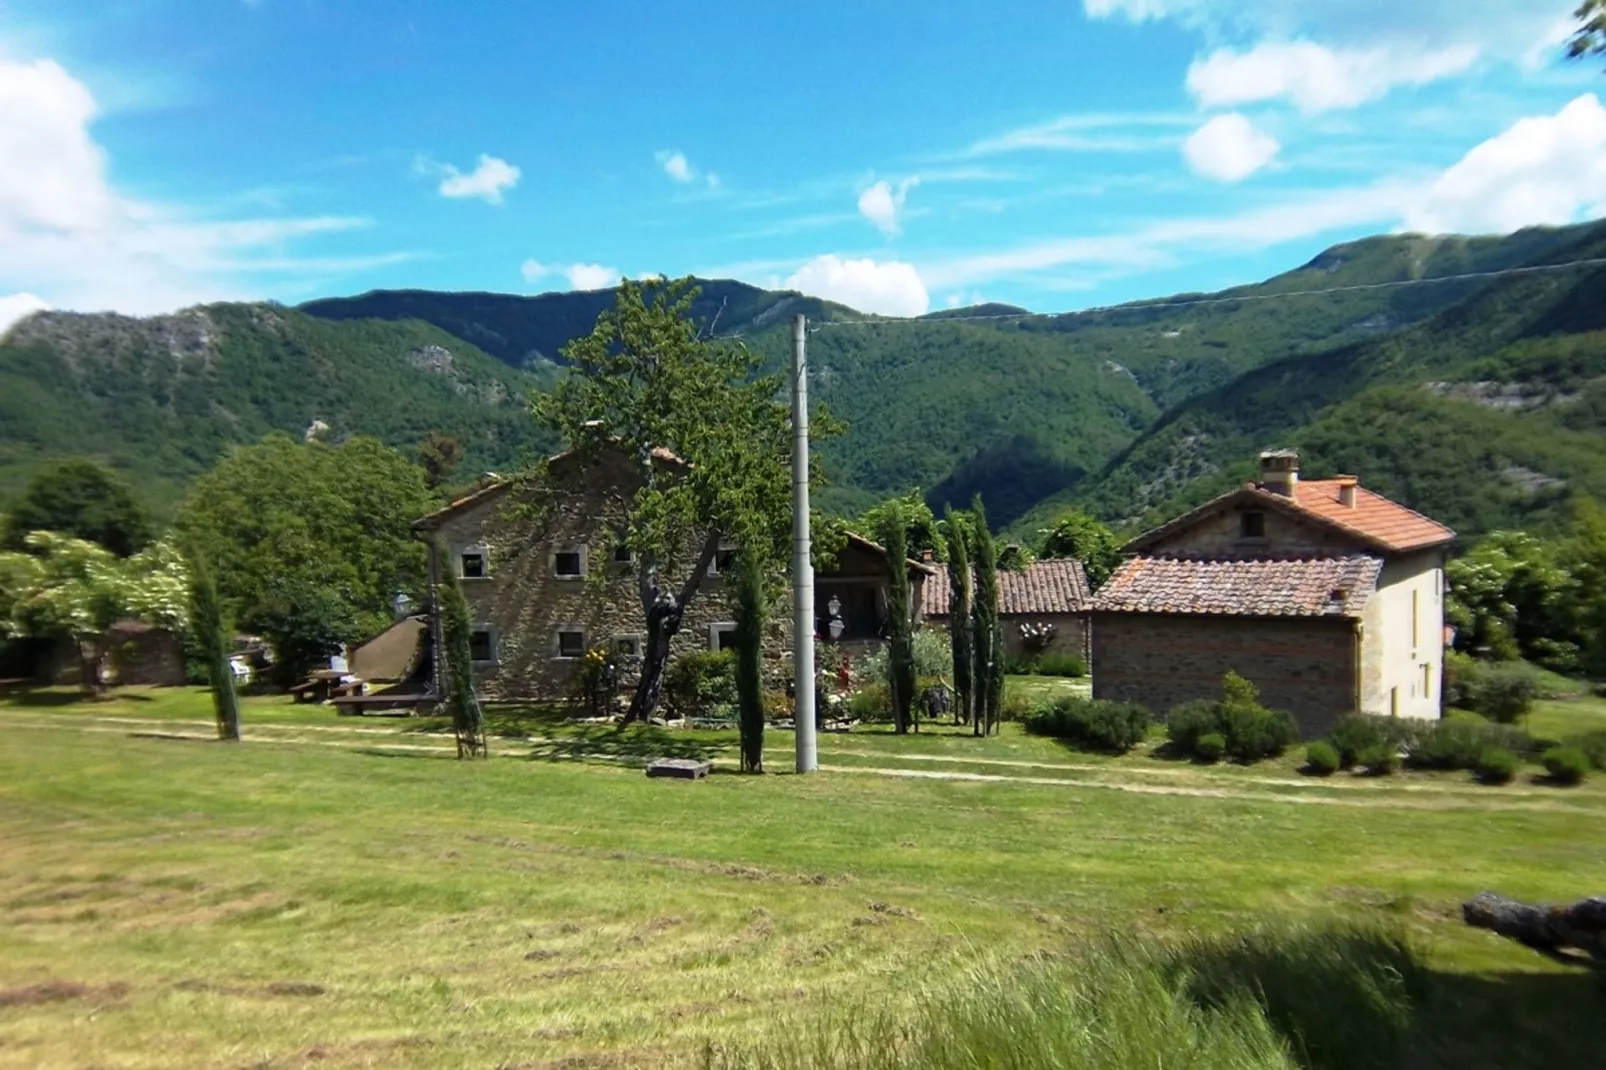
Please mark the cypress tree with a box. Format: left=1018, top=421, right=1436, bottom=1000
left=942, top=507, right=974, bottom=727
left=733, top=547, right=767, bottom=773
left=436, top=540, right=487, bottom=759
left=970, top=496, right=1003, bottom=736
left=189, top=551, right=241, bottom=742
left=882, top=510, right=916, bottom=735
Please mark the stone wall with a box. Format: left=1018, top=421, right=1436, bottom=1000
left=999, top=612, right=1090, bottom=663
left=1091, top=613, right=1359, bottom=737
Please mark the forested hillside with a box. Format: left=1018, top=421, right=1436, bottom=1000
left=2, top=220, right=1603, bottom=534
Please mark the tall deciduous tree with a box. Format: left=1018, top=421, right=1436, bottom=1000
left=1037, top=509, right=1123, bottom=587
left=175, top=434, right=433, bottom=685
left=435, top=539, right=487, bottom=759
left=0, top=532, right=188, bottom=696
left=1572, top=0, right=1606, bottom=62
left=880, top=509, right=916, bottom=735
left=1567, top=496, right=1606, bottom=675
left=860, top=492, right=944, bottom=564
left=533, top=278, right=827, bottom=723
left=188, top=552, right=240, bottom=741
left=942, top=507, right=974, bottom=727
left=733, top=548, right=767, bottom=772
left=970, top=497, right=1003, bottom=736
left=4, top=458, right=152, bottom=557
left=417, top=431, right=467, bottom=490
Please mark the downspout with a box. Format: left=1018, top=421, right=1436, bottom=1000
left=425, top=533, right=443, bottom=708
left=1351, top=617, right=1363, bottom=714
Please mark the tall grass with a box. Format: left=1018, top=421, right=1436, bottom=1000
left=703, top=924, right=1423, bottom=1070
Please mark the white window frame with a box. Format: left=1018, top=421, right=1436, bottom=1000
left=707, top=539, right=739, bottom=576
left=612, top=633, right=643, bottom=661
left=468, top=623, right=499, bottom=665
left=550, top=543, right=588, bottom=580
left=457, top=544, right=490, bottom=581
left=554, top=626, right=587, bottom=660
left=708, top=621, right=738, bottom=652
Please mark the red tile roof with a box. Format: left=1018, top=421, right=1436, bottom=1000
left=922, top=559, right=1092, bottom=618
left=1091, top=554, right=1382, bottom=618
left=1292, top=480, right=1454, bottom=552
left=1126, top=480, right=1454, bottom=555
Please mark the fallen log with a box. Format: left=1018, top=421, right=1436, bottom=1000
left=1462, top=892, right=1606, bottom=961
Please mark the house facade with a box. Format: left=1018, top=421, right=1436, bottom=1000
left=921, top=558, right=1093, bottom=664
left=1091, top=450, right=1455, bottom=736
left=413, top=447, right=930, bottom=704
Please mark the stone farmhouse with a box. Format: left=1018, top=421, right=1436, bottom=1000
left=412, top=445, right=932, bottom=703
left=921, top=559, right=1093, bottom=664
left=1091, top=450, right=1455, bottom=736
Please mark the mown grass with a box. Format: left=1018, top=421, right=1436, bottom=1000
left=1, top=686, right=1604, bottom=1068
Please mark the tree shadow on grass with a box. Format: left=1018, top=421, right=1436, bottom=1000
left=400, top=703, right=573, bottom=739
left=352, top=747, right=456, bottom=761
left=526, top=725, right=727, bottom=766
left=3, top=687, right=154, bottom=707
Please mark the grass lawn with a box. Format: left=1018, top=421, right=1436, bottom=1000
left=1, top=684, right=1604, bottom=1068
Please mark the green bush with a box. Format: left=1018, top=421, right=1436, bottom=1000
left=1542, top=745, right=1590, bottom=786
left=1447, top=656, right=1541, bottom=723
left=1329, top=714, right=1387, bottom=769
left=847, top=682, right=891, bottom=722
left=1408, top=719, right=1538, bottom=771
left=1563, top=730, right=1606, bottom=772
left=1024, top=696, right=1151, bottom=753
left=664, top=650, right=737, bottom=717
left=1475, top=747, right=1519, bottom=785
left=1002, top=650, right=1088, bottom=677
left=1305, top=740, right=1341, bottom=776
left=1165, top=699, right=1219, bottom=754
left=998, top=690, right=1033, bottom=723
left=1194, top=732, right=1226, bottom=763
left=1221, top=705, right=1300, bottom=762
left=1357, top=743, right=1399, bottom=776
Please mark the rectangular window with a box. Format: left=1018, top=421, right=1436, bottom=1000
left=1422, top=662, right=1432, bottom=699
left=553, top=549, right=583, bottom=577
left=556, top=630, right=585, bottom=659
left=1390, top=687, right=1399, bottom=717
left=613, top=634, right=641, bottom=659
left=612, top=543, right=634, bottom=565
left=709, top=540, right=738, bottom=575
left=1240, top=511, right=1266, bottom=539
left=468, top=628, right=496, bottom=664
left=1412, top=589, right=1420, bottom=650
left=459, top=548, right=488, bottom=579
left=709, top=622, right=738, bottom=652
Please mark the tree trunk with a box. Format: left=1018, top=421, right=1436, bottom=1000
left=78, top=638, right=108, bottom=700
left=1463, top=892, right=1606, bottom=960
left=622, top=536, right=718, bottom=726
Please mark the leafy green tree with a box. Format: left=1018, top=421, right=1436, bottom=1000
left=174, top=434, right=433, bottom=686
left=417, top=432, right=467, bottom=490
left=188, top=552, right=240, bottom=741
left=0, top=532, right=189, bottom=696
left=733, top=548, right=768, bottom=772
left=1572, top=0, right=1606, bottom=62
left=1446, top=532, right=1576, bottom=667
left=435, top=538, right=487, bottom=759
left=970, top=497, right=1003, bottom=736
left=1037, top=509, right=1123, bottom=587
left=4, top=458, right=152, bottom=557
left=533, top=278, right=829, bottom=723
left=879, top=509, right=917, bottom=735
left=942, top=507, right=974, bottom=727
left=860, top=492, right=943, bottom=563
left=1567, top=496, right=1606, bottom=675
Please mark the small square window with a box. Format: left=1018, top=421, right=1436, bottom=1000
left=1241, top=511, right=1266, bottom=539
left=613, top=544, right=634, bottom=565
left=710, top=622, right=738, bottom=652
left=460, top=551, right=487, bottom=579
left=613, top=635, right=641, bottom=659
left=469, top=628, right=496, bottom=663
left=711, top=542, right=738, bottom=574
left=554, top=550, right=583, bottom=577
left=557, top=630, right=585, bottom=659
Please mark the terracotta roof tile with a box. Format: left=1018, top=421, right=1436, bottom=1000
left=923, top=559, right=1092, bottom=618
left=1091, top=554, right=1381, bottom=618
left=1292, top=480, right=1455, bottom=553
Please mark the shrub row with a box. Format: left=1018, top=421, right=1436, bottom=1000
left=1004, top=651, right=1089, bottom=678
left=1309, top=713, right=1591, bottom=786
left=1024, top=696, right=1150, bottom=753
left=1166, top=673, right=1298, bottom=763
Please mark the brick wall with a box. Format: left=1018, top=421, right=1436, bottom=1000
left=1000, top=612, right=1090, bottom=664
left=1091, top=613, right=1359, bottom=737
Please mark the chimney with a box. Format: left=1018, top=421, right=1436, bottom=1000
left=1258, top=449, right=1300, bottom=497
left=1335, top=475, right=1358, bottom=509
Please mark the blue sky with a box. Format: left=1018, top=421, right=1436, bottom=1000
left=1, top=0, right=1603, bottom=327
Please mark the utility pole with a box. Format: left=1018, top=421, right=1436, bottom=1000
left=791, top=313, right=817, bottom=773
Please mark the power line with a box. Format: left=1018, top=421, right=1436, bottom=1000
left=809, top=255, right=1606, bottom=331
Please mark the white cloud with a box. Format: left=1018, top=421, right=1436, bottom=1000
left=962, top=113, right=1188, bottom=157
left=1183, top=113, right=1280, bottom=181
left=0, top=292, right=50, bottom=335
left=1187, top=41, right=1478, bottom=113
left=566, top=263, right=621, bottom=290
left=1404, top=94, right=1606, bottom=234
left=857, top=178, right=919, bottom=237
left=435, top=154, right=520, bottom=204
left=520, top=259, right=549, bottom=283
left=0, top=55, right=392, bottom=316
left=1083, top=0, right=1575, bottom=66
left=783, top=255, right=930, bottom=317
left=655, top=149, right=720, bottom=189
